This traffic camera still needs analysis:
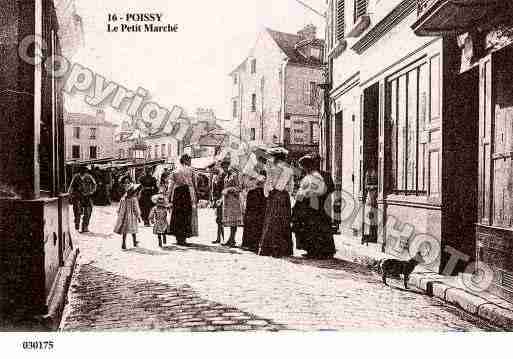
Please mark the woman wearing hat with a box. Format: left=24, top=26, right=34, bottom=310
left=292, top=155, right=335, bottom=259
left=220, top=157, right=243, bottom=247
left=166, top=154, right=199, bottom=245
left=258, top=150, right=294, bottom=258
left=241, top=152, right=267, bottom=252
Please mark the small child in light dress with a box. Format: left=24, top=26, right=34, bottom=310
left=114, top=183, right=142, bottom=250
left=149, top=194, right=169, bottom=247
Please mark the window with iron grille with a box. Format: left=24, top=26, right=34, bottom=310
left=354, top=0, right=368, bottom=23
left=336, top=0, right=345, bottom=41
left=89, top=127, right=97, bottom=139
left=251, top=94, right=256, bottom=112
left=233, top=99, right=238, bottom=118
left=310, top=82, right=318, bottom=106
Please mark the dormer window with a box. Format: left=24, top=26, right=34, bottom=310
left=250, top=59, right=256, bottom=74
left=233, top=74, right=238, bottom=85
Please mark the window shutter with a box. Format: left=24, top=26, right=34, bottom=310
left=336, top=0, right=345, bottom=42
left=354, top=0, right=368, bottom=22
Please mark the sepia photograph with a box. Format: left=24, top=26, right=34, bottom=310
left=1, top=0, right=513, bottom=356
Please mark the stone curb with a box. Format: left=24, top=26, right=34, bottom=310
left=335, top=244, right=513, bottom=330
left=36, top=247, right=80, bottom=330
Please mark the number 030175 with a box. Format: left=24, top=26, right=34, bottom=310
left=22, top=341, right=54, bottom=350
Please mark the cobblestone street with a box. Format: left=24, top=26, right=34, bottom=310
left=61, top=205, right=499, bottom=331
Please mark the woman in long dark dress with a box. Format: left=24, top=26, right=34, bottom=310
left=166, top=154, right=198, bottom=245
left=241, top=153, right=267, bottom=252
left=258, top=151, right=294, bottom=258
left=292, top=155, right=336, bottom=259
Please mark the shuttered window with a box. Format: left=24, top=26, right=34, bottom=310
left=354, top=0, right=368, bottom=23
left=336, top=0, right=345, bottom=42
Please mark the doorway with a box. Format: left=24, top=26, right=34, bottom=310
left=442, top=66, right=480, bottom=274
left=361, top=83, right=380, bottom=244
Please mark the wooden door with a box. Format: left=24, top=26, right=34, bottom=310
left=478, top=55, right=493, bottom=226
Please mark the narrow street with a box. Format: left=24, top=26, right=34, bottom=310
left=61, top=205, right=498, bottom=331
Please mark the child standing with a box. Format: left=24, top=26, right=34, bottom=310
left=114, top=183, right=143, bottom=250
left=149, top=194, right=169, bottom=247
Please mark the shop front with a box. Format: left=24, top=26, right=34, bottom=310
left=412, top=0, right=513, bottom=301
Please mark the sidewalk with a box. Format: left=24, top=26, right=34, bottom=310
left=333, top=232, right=513, bottom=330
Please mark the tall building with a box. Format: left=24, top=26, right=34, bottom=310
left=322, top=0, right=513, bottom=292
left=64, top=110, right=117, bottom=162
left=230, top=25, right=324, bottom=160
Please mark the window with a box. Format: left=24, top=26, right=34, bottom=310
left=233, top=99, right=238, bottom=118
left=233, top=74, right=238, bottom=85
left=311, top=122, right=319, bottom=144
left=73, top=127, right=80, bottom=139
left=250, top=128, right=256, bottom=141
left=388, top=62, right=430, bottom=194
left=89, top=146, right=97, bottom=159
left=119, top=149, right=125, bottom=158
left=336, top=0, right=345, bottom=41
left=251, top=59, right=256, bottom=74
left=169, top=143, right=173, bottom=157
left=251, top=94, right=256, bottom=112
left=72, top=145, right=80, bottom=159
left=154, top=145, right=159, bottom=158
left=148, top=146, right=152, bottom=159
left=284, top=127, right=291, bottom=145
left=89, top=127, right=97, bottom=139
left=354, top=0, right=368, bottom=23
left=161, top=144, right=166, bottom=157
left=310, top=82, right=318, bottom=106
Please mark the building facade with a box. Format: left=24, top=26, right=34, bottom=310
left=412, top=0, right=513, bottom=301
left=0, top=0, right=83, bottom=324
left=65, top=110, right=117, bottom=162
left=322, top=0, right=488, bottom=273
left=230, top=25, right=324, bottom=159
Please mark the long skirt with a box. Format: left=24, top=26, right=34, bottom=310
left=292, top=198, right=335, bottom=259
left=139, top=190, right=154, bottom=223
left=258, top=189, right=293, bottom=258
left=168, top=185, right=196, bottom=239
left=241, top=188, right=266, bottom=252
left=222, top=192, right=243, bottom=227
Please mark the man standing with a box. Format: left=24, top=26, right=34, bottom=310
left=138, top=166, right=158, bottom=226
left=68, top=166, right=97, bottom=232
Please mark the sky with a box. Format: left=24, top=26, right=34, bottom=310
left=67, top=0, right=326, bottom=131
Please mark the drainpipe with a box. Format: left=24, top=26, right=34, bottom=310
left=280, top=58, right=289, bottom=145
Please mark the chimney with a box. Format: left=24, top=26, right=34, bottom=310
left=297, top=24, right=316, bottom=41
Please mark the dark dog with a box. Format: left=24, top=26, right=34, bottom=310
left=379, top=254, right=423, bottom=289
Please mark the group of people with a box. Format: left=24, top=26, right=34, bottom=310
left=113, top=155, right=199, bottom=249
left=211, top=150, right=336, bottom=260
left=90, top=150, right=336, bottom=260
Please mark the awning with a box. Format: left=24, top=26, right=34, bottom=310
left=412, top=0, right=502, bottom=36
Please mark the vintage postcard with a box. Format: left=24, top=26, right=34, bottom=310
left=1, top=0, right=513, bottom=356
